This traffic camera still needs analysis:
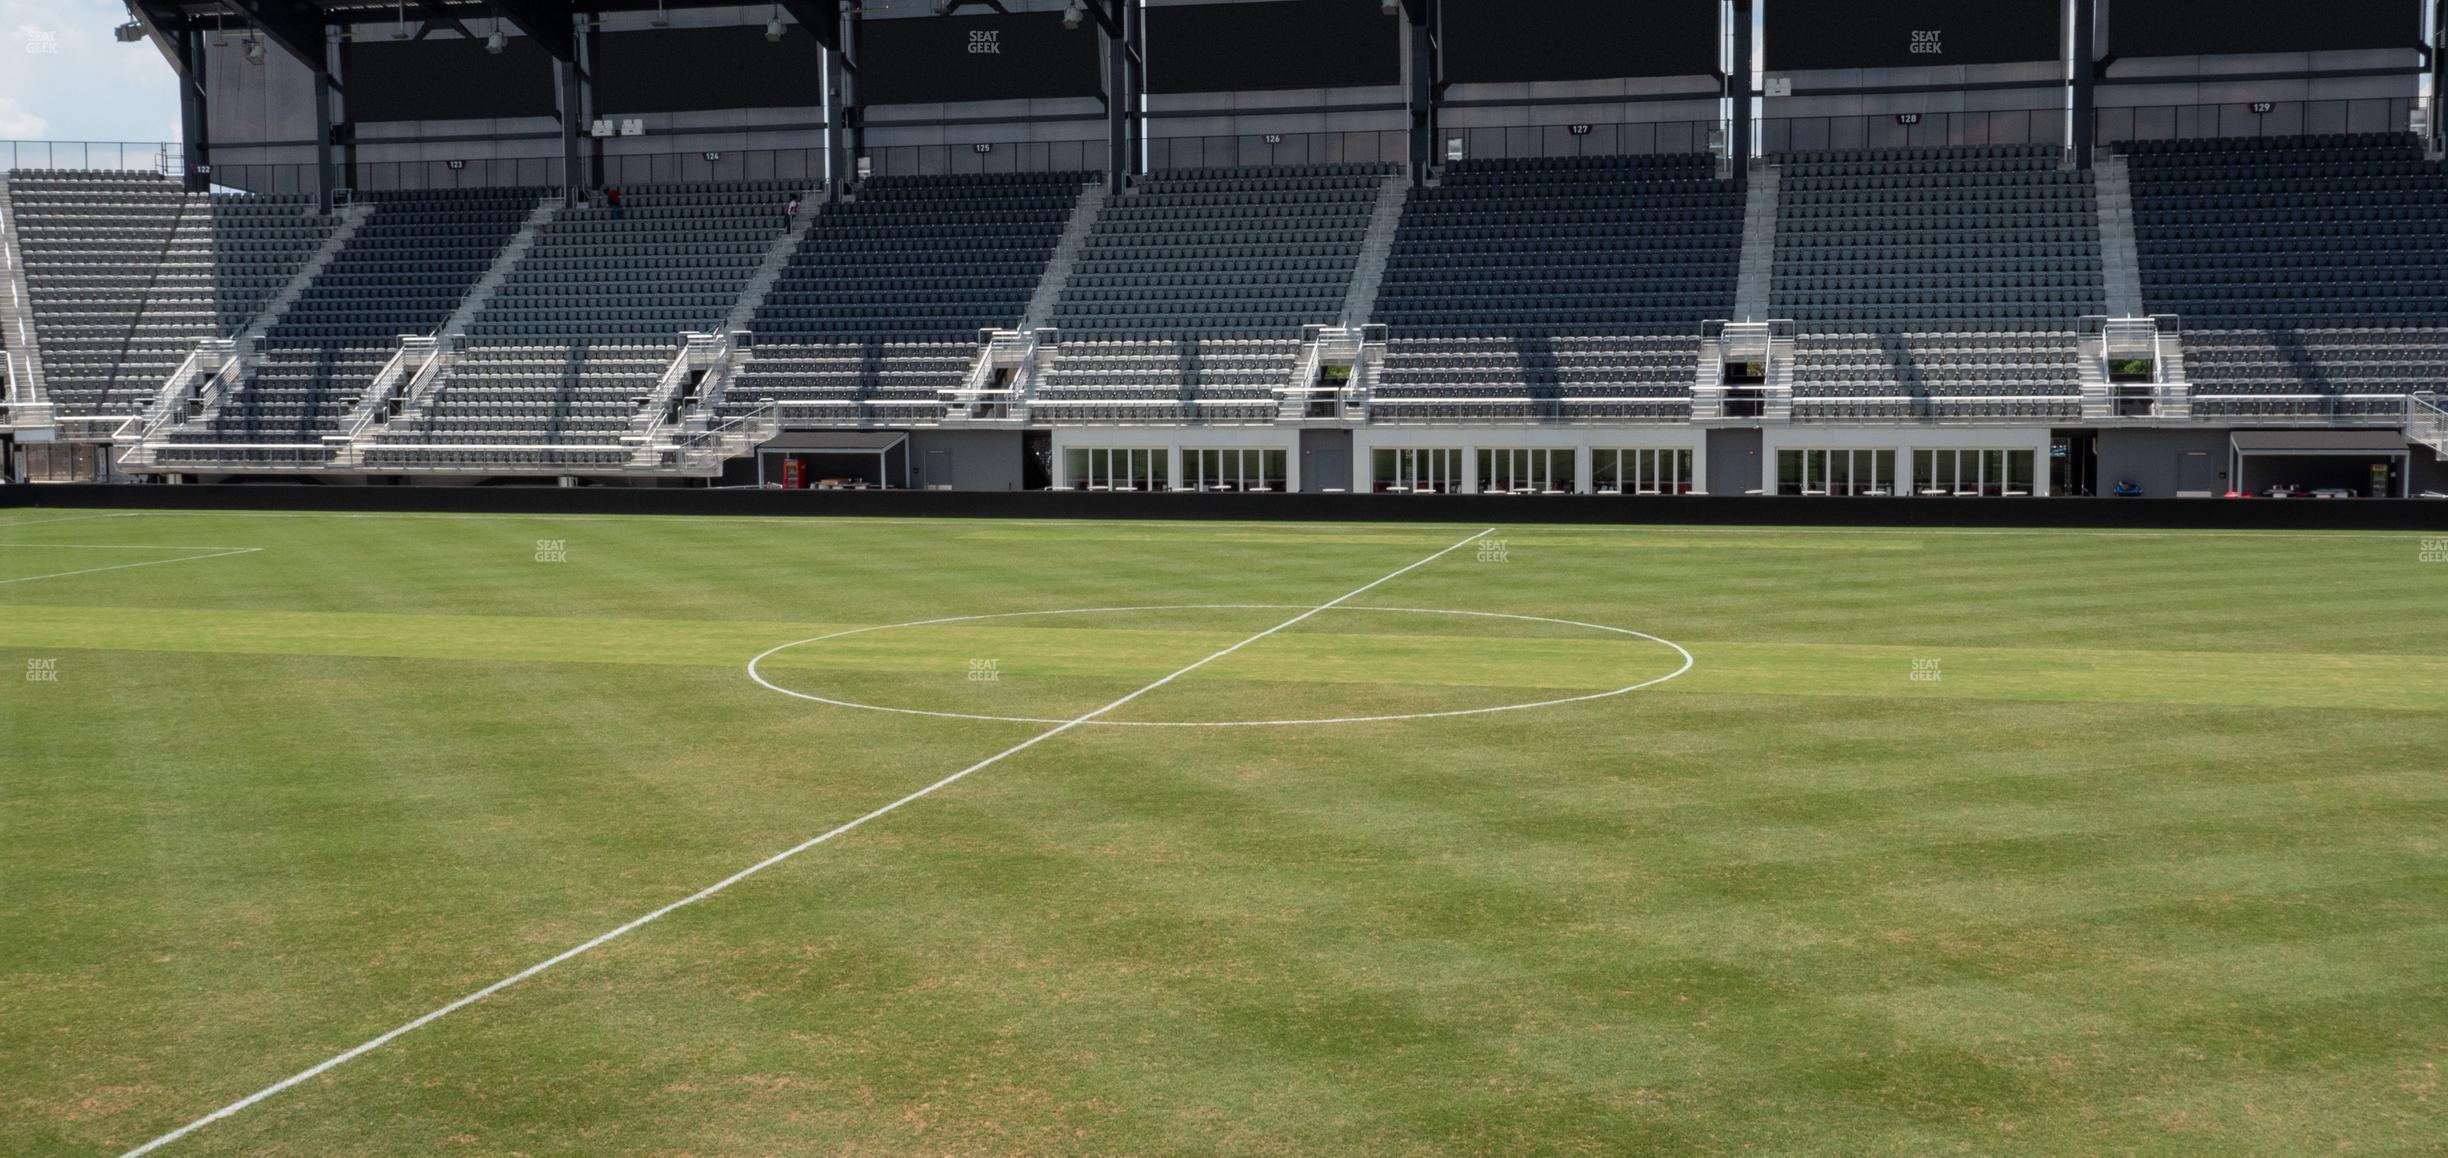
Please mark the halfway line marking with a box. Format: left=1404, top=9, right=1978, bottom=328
left=0, top=547, right=262, bottom=587
left=0, top=512, right=143, bottom=533
left=118, top=526, right=1495, bottom=1156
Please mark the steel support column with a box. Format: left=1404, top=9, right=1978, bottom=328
left=2433, top=0, right=2445, bottom=145
left=1404, top=0, right=1437, bottom=185
left=178, top=27, right=211, bottom=193
left=1124, top=0, right=1143, bottom=180
left=1729, top=0, right=1752, bottom=167
left=843, top=1, right=866, bottom=183
left=560, top=53, right=582, bottom=204
left=2072, top=0, right=2096, bottom=168
left=1105, top=0, right=1129, bottom=192
left=312, top=45, right=337, bottom=212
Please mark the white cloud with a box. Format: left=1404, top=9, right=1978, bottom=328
left=0, top=0, right=178, bottom=143
left=0, top=95, right=47, bottom=138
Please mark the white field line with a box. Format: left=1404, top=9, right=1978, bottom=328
left=0, top=547, right=261, bottom=586
left=749, top=604, right=1695, bottom=728
left=119, top=526, right=1496, bottom=1157
left=0, top=544, right=262, bottom=551
left=0, top=512, right=144, bottom=532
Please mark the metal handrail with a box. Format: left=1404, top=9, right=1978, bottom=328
left=2410, top=392, right=2446, bottom=445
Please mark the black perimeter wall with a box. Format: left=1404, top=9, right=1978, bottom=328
left=1440, top=0, right=1719, bottom=83
left=350, top=35, right=558, bottom=121
left=859, top=12, right=1104, bottom=105
left=2109, top=0, right=2421, bottom=57
left=1765, top=0, right=2063, bottom=71
left=593, top=26, right=828, bottom=115
left=8, top=487, right=2445, bottom=531
left=1147, top=0, right=1400, bottom=94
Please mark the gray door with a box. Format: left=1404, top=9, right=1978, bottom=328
left=1303, top=449, right=1350, bottom=493
left=922, top=449, right=954, bottom=490
left=2175, top=452, right=2215, bottom=497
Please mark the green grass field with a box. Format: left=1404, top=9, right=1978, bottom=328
left=3, top=508, right=2444, bottom=1154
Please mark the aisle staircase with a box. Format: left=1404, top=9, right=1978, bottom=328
left=1339, top=177, right=1408, bottom=326
left=1732, top=162, right=1779, bottom=321
left=0, top=179, right=49, bottom=431
left=2096, top=155, right=2145, bottom=317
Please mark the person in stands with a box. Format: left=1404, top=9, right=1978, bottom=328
left=605, top=185, right=622, bottom=220
left=783, top=193, right=800, bottom=233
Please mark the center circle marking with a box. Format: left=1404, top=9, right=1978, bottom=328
left=746, top=604, right=1694, bottom=728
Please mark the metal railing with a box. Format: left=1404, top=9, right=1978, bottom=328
left=1764, top=109, right=2067, bottom=156
left=2096, top=97, right=2421, bottom=147
left=1147, top=129, right=1410, bottom=173
left=0, top=140, right=180, bottom=175
left=2410, top=393, right=2446, bottom=451
left=1434, top=119, right=1724, bottom=165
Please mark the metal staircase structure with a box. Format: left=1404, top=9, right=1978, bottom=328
left=113, top=339, right=237, bottom=467
left=943, top=329, right=1042, bottom=423
left=1277, top=325, right=1372, bottom=422
left=115, top=203, right=378, bottom=469
left=2078, top=315, right=2190, bottom=422
left=0, top=178, right=51, bottom=434
left=1693, top=320, right=1791, bottom=422
left=2409, top=393, right=2448, bottom=460
left=626, top=332, right=726, bottom=467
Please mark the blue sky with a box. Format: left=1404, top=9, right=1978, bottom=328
left=4, top=0, right=181, bottom=143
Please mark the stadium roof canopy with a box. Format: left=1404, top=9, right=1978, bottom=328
left=127, top=0, right=1005, bottom=72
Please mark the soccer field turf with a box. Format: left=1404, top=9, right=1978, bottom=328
left=2, top=508, right=2444, bottom=1154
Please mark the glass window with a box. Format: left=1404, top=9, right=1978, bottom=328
left=1374, top=447, right=1462, bottom=493
left=1478, top=448, right=1572, bottom=494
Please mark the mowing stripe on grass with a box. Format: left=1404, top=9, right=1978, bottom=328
left=119, top=526, right=1497, bottom=1156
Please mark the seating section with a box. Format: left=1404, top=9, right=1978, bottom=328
left=2178, top=329, right=2445, bottom=419
left=1055, top=164, right=1388, bottom=337
left=1032, top=338, right=1299, bottom=423
left=210, top=194, right=340, bottom=332
left=1773, top=145, right=2103, bottom=331
left=1369, top=154, right=1742, bottom=421
left=1372, top=335, right=1701, bottom=422
left=727, top=172, right=1086, bottom=425
left=365, top=344, right=660, bottom=470
left=374, top=181, right=803, bottom=468
left=8, top=170, right=333, bottom=421
left=1035, top=164, right=1390, bottom=420
left=2127, top=133, right=2448, bottom=418
left=159, top=188, right=543, bottom=463
left=1789, top=331, right=2083, bottom=421
left=724, top=343, right=975, bottom=426
left=1772, top=145, right=2101, bottom=417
